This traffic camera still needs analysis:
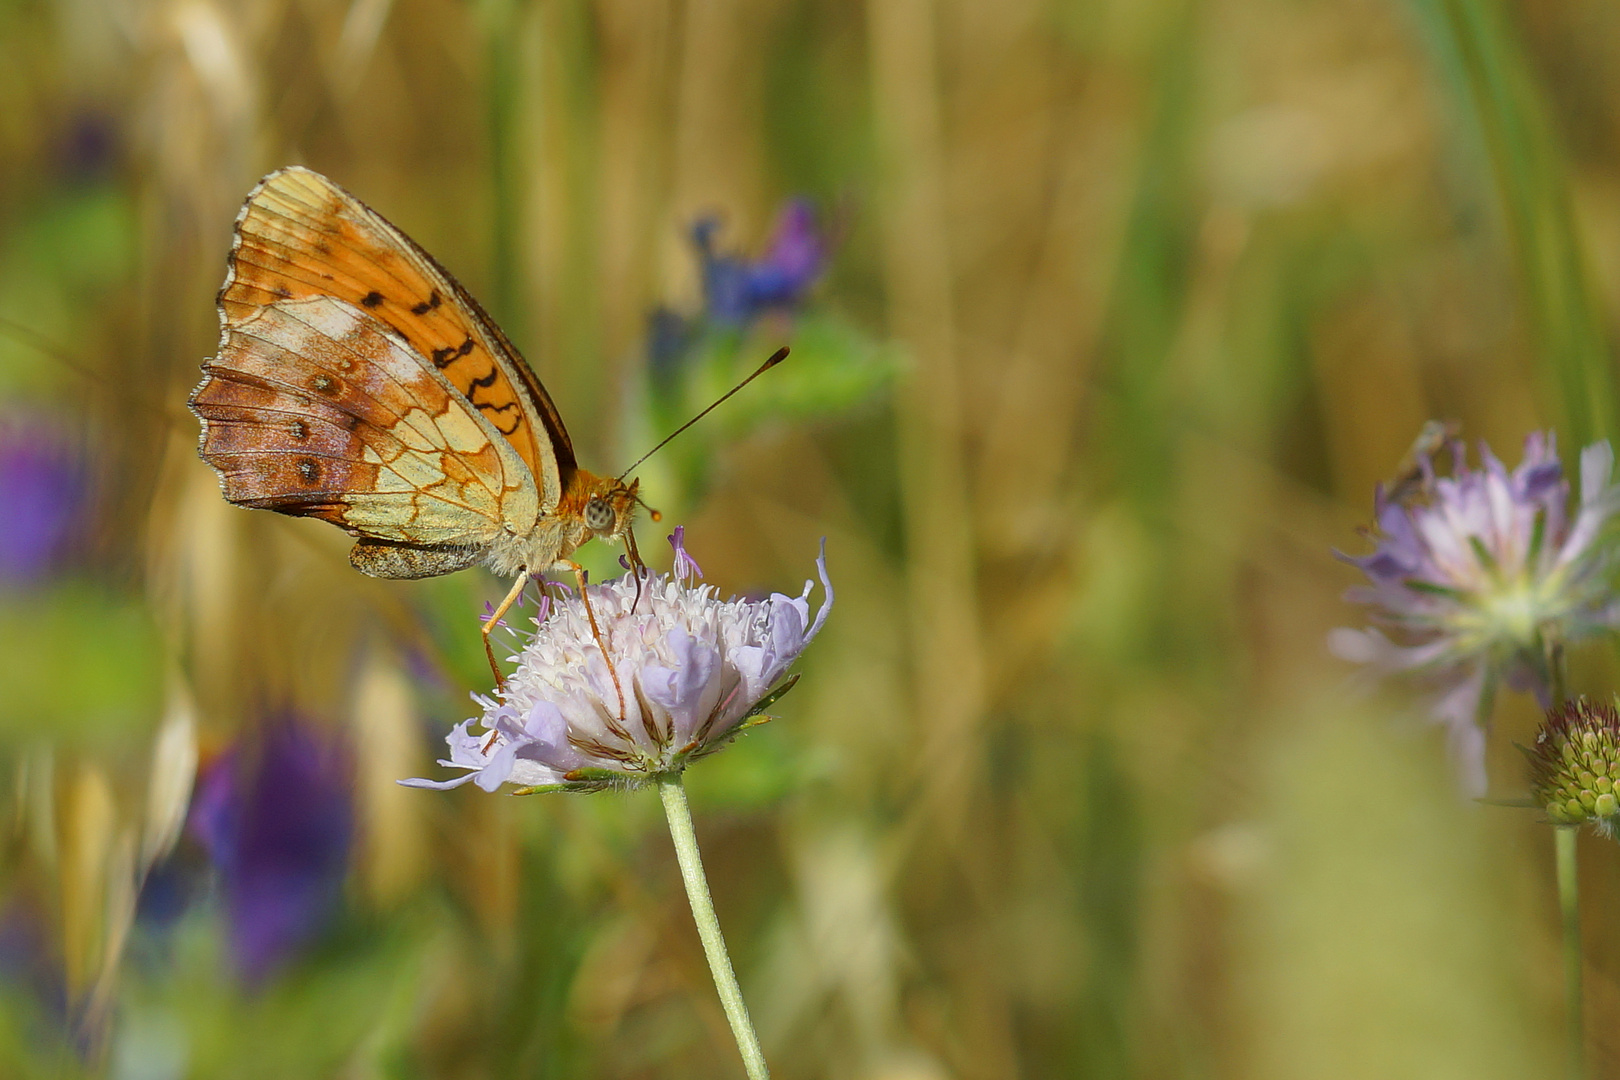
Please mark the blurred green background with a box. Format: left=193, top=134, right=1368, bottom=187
left=3, top=0, right=1619, bottom=1075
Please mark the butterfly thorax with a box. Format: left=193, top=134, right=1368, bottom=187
left=484, top=469, right=639, bottom=579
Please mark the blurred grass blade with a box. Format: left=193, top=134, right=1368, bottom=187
left=481, top=0, right=526, bottom=333
left=139, top=671, right=198, bottom=870
left=1409, top=0, right=1617, bottom=446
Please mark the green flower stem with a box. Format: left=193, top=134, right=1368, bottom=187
left=1549, top=639, right=1568, bottom=709
left=658, top=773, right=771, bottom=1080
left=1555, top=825, right=1584, bottom=1080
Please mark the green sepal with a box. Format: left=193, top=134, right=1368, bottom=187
left=562, top=767, right=633, bottom=784
left=508, top=769, right=642, bottom=795
left=744, top=673, right=801, bottom=719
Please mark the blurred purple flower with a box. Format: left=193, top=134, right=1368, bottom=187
left=694, top=199, right=826, bottom=327
left=0, top=899, right=66, bottom=1029
left=0, top=416, right=90, bottom=585
left=53, top=110, right=118, bottom=184
left=1331, top=432, right=1620, bottom=796
left=404, top=531, right=831, bottom=793
left=189, top=718, right=353, bottom=984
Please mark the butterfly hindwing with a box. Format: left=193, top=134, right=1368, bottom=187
left=191, top=295, right=541, bottom=553
left=219, top=166, right=572, bottom=511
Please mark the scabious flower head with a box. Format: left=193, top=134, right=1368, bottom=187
left=403, top=530, right=832, bottom=794
left=1331, top=432, right=1620, bottom=796
left=189, top=718, right=353, bottom=983
left=1526, top=697, right=1620, bottom=838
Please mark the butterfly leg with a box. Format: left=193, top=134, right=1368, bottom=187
left=482, top=571, right=533, bottom=690
left=623, top=527, right=647, bottom=613
left=561, top=560, right=629, bottom=722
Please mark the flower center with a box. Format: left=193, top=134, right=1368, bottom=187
left=1472, top=568, right=1555, bottom=647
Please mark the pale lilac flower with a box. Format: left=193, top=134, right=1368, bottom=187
left=403, top=532, right=832, bottom=793
left=1331, top=432, right=1620, bottom=795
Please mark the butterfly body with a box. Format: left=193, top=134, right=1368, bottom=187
left=188, top=167, right=638, bottom=586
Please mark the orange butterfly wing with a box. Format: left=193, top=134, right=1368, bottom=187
left=190, top=294, right=541, bottom=558
left=218, top=166, right=573, bottom=510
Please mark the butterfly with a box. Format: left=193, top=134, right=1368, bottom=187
left=187, top=166, right=646, bottom=682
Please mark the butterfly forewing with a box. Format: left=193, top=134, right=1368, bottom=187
left=219, top=166, right=573, bottom=510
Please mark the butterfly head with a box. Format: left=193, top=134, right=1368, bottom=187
left=581, top=474, right=661, bottom=581
left=573, top=472, right=653, bottom=543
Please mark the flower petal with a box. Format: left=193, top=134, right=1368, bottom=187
left=642, top=627, right=722, bottom=743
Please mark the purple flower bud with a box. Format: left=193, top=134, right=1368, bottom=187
left=694, top=200, right=827, bottom=327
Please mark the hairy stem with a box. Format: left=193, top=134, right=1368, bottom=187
left=1556, top=825, right=1584, bottom=1080
left=658, top=773, right=770, bottom=1080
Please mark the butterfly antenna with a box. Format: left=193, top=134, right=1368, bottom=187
left=616, top=346, right=790, bottom=481
left=0, top=315, right=88, bottom=376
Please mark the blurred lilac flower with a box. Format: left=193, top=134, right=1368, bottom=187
left=1331, top=432, right=1620, bottom=796
left=189, top=718, right=353, bottom=984
left=404, top=531, right=832, bottom=794
left=694, top=199, right=826, bottom=327
left=0, top=415, right=90, bottom=585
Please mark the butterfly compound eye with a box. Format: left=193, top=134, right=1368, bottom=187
left=584, top=497, right=615, bottom=532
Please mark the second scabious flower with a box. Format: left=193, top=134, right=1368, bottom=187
left=1332, top=432, right=1620, bottom=795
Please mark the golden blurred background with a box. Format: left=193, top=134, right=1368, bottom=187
left=3, top=0, right=1619, bottom=1075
